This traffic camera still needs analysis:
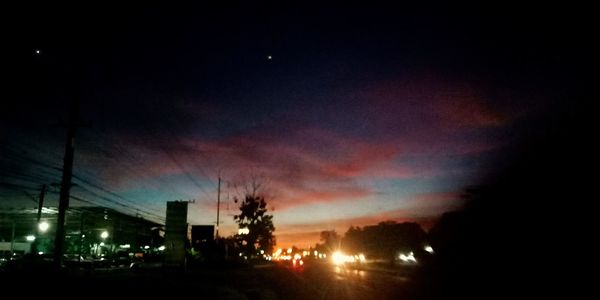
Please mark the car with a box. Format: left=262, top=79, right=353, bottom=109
left=291, top=256, right=304, bottom=270
left=112, top=251, right=131, bottom=267
left=0, top=258, right=8, bottom=272
left=91, top=255, right=112, bottom=268
left=4, top=253, right=59, bottom=273
left=63, top=255, right=94, bottom=270
left=130, top=255, right=164, bottom=272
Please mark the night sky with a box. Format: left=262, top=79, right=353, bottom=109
left=1, top=3, right=592, bottom=247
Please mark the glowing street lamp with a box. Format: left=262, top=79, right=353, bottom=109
left=26, top=235, right=36, bottom=242
left=38, top=221, right=49, bottom=232
left=100, top=231, right=109, bottom=239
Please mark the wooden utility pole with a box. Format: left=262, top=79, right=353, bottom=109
left=31, top=184, right=47, bottom=254
left=53, top=101, right=78, bottom=269
left=36, top=184, right=47, bottom=223
left=216, top=176, right=221, bottom=239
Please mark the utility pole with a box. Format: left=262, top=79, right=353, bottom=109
left=10, top=221, right=15, bottom=257
left=54, top=101, right=78, bottom=270
left=31, top=184, right=47, bottom=254
left=36, top=184, right=47, bottom=224
left=79, top=211, right=84, bottom=263
left=216, top=176, right=221, bottom=239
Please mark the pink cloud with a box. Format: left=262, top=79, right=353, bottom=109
left=77, top=127, right=399, bottom=208
left=81, top=119, right=485, bottom=213
left=179, top=130, right=410, bottom=204
left=360, top=74, right=509, bottom=133
left=273, top=187, right=372, bottom=210
left=405, top=191, right=465, bottom=214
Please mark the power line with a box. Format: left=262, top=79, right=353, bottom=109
left=0, top=181, right=40, bottom=191
left=73, top=184, right=165, bottom=222
left=138, top=101, right=218, bottom=194
left=160, top=122, right=218, bottom=189
left=71, top=173, right=163, bottom=215
left=71, top=192, right=164, bottom=223
left=0, top=169, right=60, bottom=184
left=137, top=117, right=214, bottom=201
left=0, top=163, right=166, bottom=223
left=68, top=195, right=164, bottom=223
left=0, top=130, right=166, bottom=223
left=84, top=128, right=196, bottom=199
left=0, top=144, right=62, bottom=171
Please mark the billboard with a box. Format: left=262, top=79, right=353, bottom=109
left=191, top=225, right=214, bottom=248
left=164, top=201, right=188, bottom=268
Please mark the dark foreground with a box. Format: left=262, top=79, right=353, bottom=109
left=1, top=262, right=414, bottom=300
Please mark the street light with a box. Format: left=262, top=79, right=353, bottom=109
left=424, top=245, right=434, bottom=253
left=26, top=235, right=36, bottom=242
left=100, top=231, right=109, bottom=239
left=38, top=221, right=49, bottom=232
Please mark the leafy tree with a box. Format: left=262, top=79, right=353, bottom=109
left=234, top=194, right=275, bottom=256
left=341, top=221, right=428, bottom=261
left=319, top=230, right=341, bottom=253
left=342, top=226, right=363, bottom=253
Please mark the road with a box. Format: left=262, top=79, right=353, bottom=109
left=1, top=261, right=414, bottom=299
left=261, top=261, right=411, bottom=299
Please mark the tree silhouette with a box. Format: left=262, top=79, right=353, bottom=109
left=341, top=221, right=427, bottom=261
left=319, top=230, right=341, bottom=253
left=233, top=194, right=275, bottom=256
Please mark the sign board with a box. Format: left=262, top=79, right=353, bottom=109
left=164, top=201, right=188, bottom=268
